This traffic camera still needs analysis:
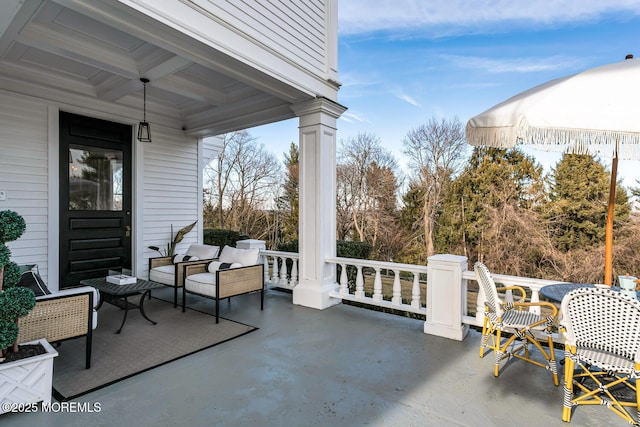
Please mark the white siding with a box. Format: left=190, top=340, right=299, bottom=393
left=142, top=130, right=200, bottom=266
left=124, top=0, right=336, bottom=95
left=209, top=0, right=327, bottom=73
left=0, top=90, right=204, bottom=287
left=0, top=92, right=50, bottom=282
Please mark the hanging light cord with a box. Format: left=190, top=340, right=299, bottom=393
left=142, top=79, right=147, bottom=121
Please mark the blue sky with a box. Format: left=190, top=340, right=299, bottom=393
left=249, top=0, right=640, bottom=188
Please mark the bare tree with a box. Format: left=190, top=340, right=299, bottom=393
left=337, top=132, right=401, bottom=259
left=402, top=117, right=468, bottom=257
left=204, top=130, right=282, bottom=239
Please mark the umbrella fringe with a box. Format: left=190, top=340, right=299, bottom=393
left=466, top=124, right=640, bottom=160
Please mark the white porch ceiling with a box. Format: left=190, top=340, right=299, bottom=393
left=0, top=0, right=314, bottom=137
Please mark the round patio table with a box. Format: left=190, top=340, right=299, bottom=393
left=540, top=283, right=640, bottom=303
left=539, top=283, right=595, bottom=303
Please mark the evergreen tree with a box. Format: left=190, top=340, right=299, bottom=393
left=543, top=153, right=630, bottom=251
left=275, top=143, right=299, bottom=243
left=434, top=147, right=546, bottom=265
left=397, top=184, right=427, bottom=264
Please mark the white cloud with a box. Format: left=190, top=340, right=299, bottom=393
left=338, top=0, right=640, bottom=36
left=442, top=54, right=583, bottom=73
left=395, top=92, right=421, bottom=107
left=341, top=111, right=369, bottom=123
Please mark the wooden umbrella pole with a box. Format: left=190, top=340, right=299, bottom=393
left=604, top=149, right=618, bottom=287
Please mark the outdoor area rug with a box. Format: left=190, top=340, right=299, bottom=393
left=52, top=295, right=257, bottom=401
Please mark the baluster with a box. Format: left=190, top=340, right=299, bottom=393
left=372, top=267, right=383, bottom=302
left=411, top=273, right=421, bottom=308
left=391, top=269, right=401, bottom=305
left=271, top=255, right=279, bottom=284
left=263, top=257, right=270, bottom=285
left=339, top=263, right=349, bottom=295
left=290, top=258, right=298, bottom=287
left=530, top=289, right=541, bottom=315
left=355, top=265, right=364, bottom=298
left=279, top=256, right=288, bottom=286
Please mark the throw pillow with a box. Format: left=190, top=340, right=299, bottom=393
left=207, top=261, right=242, bottom=273
left=219, top=246, right=260, bottom=266
left=18, top=264, right=38, bottom=274
left=185, top=244, right=220, bottom=260
left=173, top=254, right=199, bottom=263
left=17, top=270, right=51, bottom=297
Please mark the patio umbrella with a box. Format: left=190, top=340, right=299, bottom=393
left=465, top=55, right=640, bottom=286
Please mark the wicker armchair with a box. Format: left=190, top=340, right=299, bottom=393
left=474, top=262, right=559, bottom=385
left=560, top=287, right=640, bottom=424
left=182, top=263, right=264, bottom=323
left=149, top=244, right=220, bottom=307
left=182, top=246, right=264, bottom=323
left=17, top=286, right=97, bottom=369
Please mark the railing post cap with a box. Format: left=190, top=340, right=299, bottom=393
left=428, top=254, right=468, bottom=263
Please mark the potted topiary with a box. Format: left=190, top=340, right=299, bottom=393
left=0, top=210, right=58, bottom=414
left=0, top=210, right=35, bottom=355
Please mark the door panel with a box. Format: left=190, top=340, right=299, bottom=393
left=59, top=112, right=132, bottom=289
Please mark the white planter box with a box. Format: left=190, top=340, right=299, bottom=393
left=0, top=339, right=58, bottom=414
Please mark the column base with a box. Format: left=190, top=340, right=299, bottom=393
left=293, top=280, right=341, bottom=310
left=424, top=322, right=469, bottom=341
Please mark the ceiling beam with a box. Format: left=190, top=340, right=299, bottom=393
left=99, top=55, right=192, bottom=102
left=152, top=73, right=228, bottom=106
left=17, top=21, right=139, bottom=78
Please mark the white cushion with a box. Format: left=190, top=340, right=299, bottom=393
left=218, top=245, right=259, bottom=266
left=185, top=244, right=220, bottom=260
left=185, top=273, right=217, bottom=297
left=149, top=265, right=175, bottom=286
left=207, top=261, right=242, bottom=273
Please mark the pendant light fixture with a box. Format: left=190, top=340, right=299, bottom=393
left=137, top=77, right=152, bottom=142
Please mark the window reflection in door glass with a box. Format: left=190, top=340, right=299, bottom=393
left=69, top=147, right=123, bottom=211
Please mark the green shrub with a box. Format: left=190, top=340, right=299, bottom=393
left=203, top=229, right=250, bottom=248
left=276, top=240, right=372, bottom=259
left=277, top=240, right=298, bottom=252
left=0, top=210, right=26, bottom=243
left=0, top=278, right=36, bottom=353
left=337, top=240, right=372, bottom=259
left=0, top=245, right=9, bottom=267
left=337, top=241, right=372, bottom=291
left=0, top=210, right=35, bottom=355
left=2, top=262, right=20, bottom=289
left=276, top=240, right=372, bottom=289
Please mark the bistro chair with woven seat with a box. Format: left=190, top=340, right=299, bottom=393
left=474, top=262, right=559, bottom=386
left=560, top=287, right=640, bottom=424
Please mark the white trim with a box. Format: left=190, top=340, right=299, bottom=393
left=47, top=105, right=59, bottom=292
left=197, top=136, right=204, bottom=244
left=134, top=135, right=145, bottom=278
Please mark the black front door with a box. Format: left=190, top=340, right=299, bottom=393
left=59, top=112, right=132, bottom=289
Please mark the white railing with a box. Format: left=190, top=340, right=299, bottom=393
left=261, top=250, right=299, bottom=290
left=261, top=250, right=428, bottom=315
left=325, top=257, right=428, bottom=315
left=260, top=249, right=566, bottom=341
left=462, top=269, right=567, bottom=342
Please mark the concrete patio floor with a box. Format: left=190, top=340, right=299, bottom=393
left=3, top=286, right=622, bottom=426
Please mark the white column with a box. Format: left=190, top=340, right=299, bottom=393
left=424, top=254, right=470, bottom=341
left=290, top=98, right=346, bottom=309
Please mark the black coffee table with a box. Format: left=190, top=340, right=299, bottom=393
left=80, top=277, right=165, bottom=334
